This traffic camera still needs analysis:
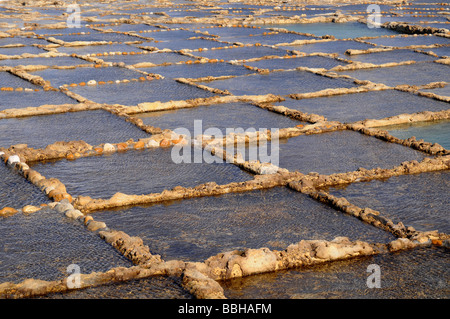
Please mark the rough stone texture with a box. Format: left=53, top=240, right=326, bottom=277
left=351, top=109, right=450, bottom=130
left=86, top=220, right=107, bottom=232
left=0, top=233, right=438, bottom=299
left=289, top=83, right=391, bottom=102
left=0, top=262, right=181, bottom=299
left=388, top=238, right=418, bottom=252
left=287, top=155, right=450, bottom=191
left=200, top=236, right=382, bottom=281
left=0, top=207, right=19, bottom=217
left=383, top=22, right=449, bottom=35
left=331, top=60, right=417, bottom=72
left=99, top=230, right=162, bottom=265
left=64, top=209, right=84, bottom=220
left=0, top=0, right=448, bottom=300
left=21, top=205, right=40, bottom=214
left=121, top=94, right=283, bottom=115
left=0, top=103, right=103, bottom=119
left=0, top=133, right=187, bottom=163
left=348, top=117, right=450, bottom=156
left=73, top=173, right=289, bottom=213
left=182, top=268, right=226, bottom=299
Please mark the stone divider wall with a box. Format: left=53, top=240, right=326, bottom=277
left=1, top=3, right=449, bottom=299
left=1, top=142, right=448, bottom=299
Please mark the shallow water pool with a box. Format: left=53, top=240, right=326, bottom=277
left=279, top=39, right=375, bottom=58
left=0, top=110, right=150, bottom=149
left=221, top=246, right=449, bottom=299
left=326, top=170, right=450, bottom=233
left=91, top=187, right=395, bottom=262
left=136, top=102, right=301, bottom=136
left=275, top=89, right=450, bottom=123
left=379, top=119, right=450, bottom=150
left=0, top=164, right=49, bottom=210
left=30, top=146, right=253, bottom=199
left=0, top=71, right=40, bottom=89
left=0, top=207, right=131, bottom=284
left=101, top=51, right=194, bottom=65
left=0, top=90, right=78, bottom=111
left=348, top=49, right=436, bottom=64
left=192, top=45, right=291, bottom=61
left=69, top=79, right=217, bottom=105
left=199, top=69, right=356, bottom=96
left=366, top=35, right=450, bottom=48
left=244, top=55, right=346, bottom=70
left=0, top=56, right=92, bottom=68
left=140, top=61, right=253, bottom=79
left=30, top=66, right=145, bottom=88
left=339, top=61, right=450, bottom=86
left=242, top=130, right=426, bottom=174
left=41, top=276, right=193, bottom=299
left=269, top=22, right=400, bottom=39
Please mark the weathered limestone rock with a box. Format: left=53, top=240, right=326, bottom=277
left=133, top=140, right=145, bottom=149
left=45, top=141, right=93, bottom=154
left=231, top=248, right=278, bottom=277
left=73, top=195, right=93, bottom=207
left=332, top=60, right=416, bottom=72
left=10, top=144, right=28, bottom=150
left=0, top=207, right=19, bottom=217
left=388, top=238, right=418, bottom=252
left=0, top=262, right=175, bottom=299
left=73, top=174, right=288, bottom=213
left=202, top=237, right=381, bottom=282
left=99, top=230, right=161, bottom=265
left=109, top=192, right=137, bottom=206
left=345, top=47, right=395, bottom=56
left=294, top=80, right=387, bottom=97
left=0, top=103, right=103, bottom=119
left=355, top=109, right=450, bottom=129
left=1, top=141, right=93, bottom=163
left=312, top=237, right=374, bottom=260
left=6, top=155, right=20, bottom=166
left=242, top=161, right=288, bottom=175
left=409, top=230, right=450, bottom=244
left=124, top=94, right=282, bottom=115
left=83, top=215, right=94, bottom=225
left=103, top=143, right=115, bottom=152
left=17, top=162, right=29, bottom=173
left=54, top=202, right=73, bottom=214
left=50, top=191, right=73, bottom=203
left=86, top=220, right=107, bottom=232
left=132, top=62, right=156, bottom=68
left=65, top=209, right=84, bottom=220
left=182, top=268, right=226, bottom=299
left=22, top=205, right=40, bottom=214
left=3, top=278, right=61, bottom=299
left=37, top=177, right=67, bottom=195
left=9, top=69, right=50, bottom=87
left=383, top=21, right=448, bottom=35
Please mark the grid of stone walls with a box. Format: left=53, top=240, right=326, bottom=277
left=0, top=0, right=449, bottom=299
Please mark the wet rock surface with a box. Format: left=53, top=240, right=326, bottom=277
left=326, top=171, right=450, bottom=234
left=90, top=187, right=395, bottom=262
left=221, top=246, right=449, bottom=299
left=0, top=0, right=449, bottom=300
